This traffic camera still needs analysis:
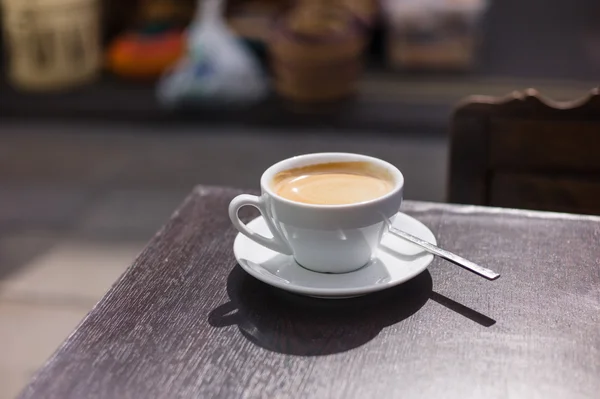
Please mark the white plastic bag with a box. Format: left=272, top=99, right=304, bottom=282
left=157, top=0, right=268, bottom=107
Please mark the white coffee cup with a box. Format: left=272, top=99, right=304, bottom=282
left=228, top=153, right=404, bottom=273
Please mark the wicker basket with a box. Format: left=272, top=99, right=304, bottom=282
left=269, top=3, right=366, bottom=102
left=1, top=0, right=101, bottom=90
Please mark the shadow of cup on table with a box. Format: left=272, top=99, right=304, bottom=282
left=208, top=265, right=432, bottom=356
left=380, top=239, right=497, bottom=327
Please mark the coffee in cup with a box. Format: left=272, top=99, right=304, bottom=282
left=229, top=153, right=404, bottom=273
left=272, top=161, right=395, bottom=205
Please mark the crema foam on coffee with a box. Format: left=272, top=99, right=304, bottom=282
left=272, top=161, right=394, bottom=205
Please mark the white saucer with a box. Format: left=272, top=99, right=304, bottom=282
left=233, top=212, right=436, bottom=299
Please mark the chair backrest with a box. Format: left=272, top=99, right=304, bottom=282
left=449, top=88, right=600, bottom=215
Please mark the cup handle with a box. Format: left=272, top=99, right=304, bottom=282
left=229, top=194, right=293, bottom=255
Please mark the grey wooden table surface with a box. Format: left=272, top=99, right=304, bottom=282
left=19, top=186, right=600, bottom=399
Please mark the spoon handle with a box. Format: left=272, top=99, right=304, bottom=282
left=386, top=222, right=500, bottom=281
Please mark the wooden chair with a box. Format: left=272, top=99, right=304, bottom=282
left=448, top=88, right=600, bottom=215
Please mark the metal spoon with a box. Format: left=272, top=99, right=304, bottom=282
left=384, top=218, right=500, bottom=281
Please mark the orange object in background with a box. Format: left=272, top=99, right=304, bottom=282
left=105, top=0, right=193, bottom=80
left=106, top=30, right=185, bottom=80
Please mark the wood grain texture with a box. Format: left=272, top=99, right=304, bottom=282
left=20, top=187, right=600, bottom=399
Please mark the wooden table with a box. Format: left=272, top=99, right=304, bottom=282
left=20, top=186, right=600, bottom=399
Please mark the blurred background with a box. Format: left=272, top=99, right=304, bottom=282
left=0, top=0, right=598, bottom=397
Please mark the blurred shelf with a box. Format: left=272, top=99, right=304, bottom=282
left=0, top=73, right=451, bottom=134
left=0, top=72, right=596, bottom=135
left=0, top=0, right=598, bottom=134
